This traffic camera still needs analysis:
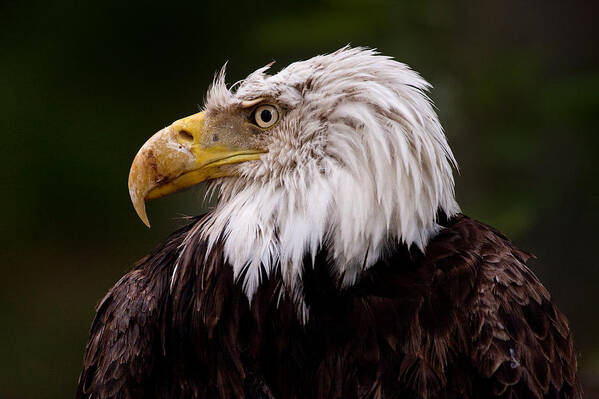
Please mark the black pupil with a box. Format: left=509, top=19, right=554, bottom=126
left=260, top=109, right=272, bottom=123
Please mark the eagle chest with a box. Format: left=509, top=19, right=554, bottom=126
left=230, top=246, right=472, bottom=398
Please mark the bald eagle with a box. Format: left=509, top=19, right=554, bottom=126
left=77, top=48, right=580, bottom=399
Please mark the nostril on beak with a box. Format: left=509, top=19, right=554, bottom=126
left=178, top=129, right=194, bottom=143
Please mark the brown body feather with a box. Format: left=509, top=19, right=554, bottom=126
left=77, top=214, right=580, bottom=398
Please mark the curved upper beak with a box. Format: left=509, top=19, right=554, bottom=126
left=128, top=111, right=264, bottom=227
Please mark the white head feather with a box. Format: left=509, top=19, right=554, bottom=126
left=182, top=47, right=460, bottom=307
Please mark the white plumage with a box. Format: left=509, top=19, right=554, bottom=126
left=181, top=47, right=460, bottom=307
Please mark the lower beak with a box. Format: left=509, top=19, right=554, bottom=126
left=128, top=111, right=264, bottom=227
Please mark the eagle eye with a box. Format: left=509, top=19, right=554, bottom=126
left=253, top=104, right=279, bottom=129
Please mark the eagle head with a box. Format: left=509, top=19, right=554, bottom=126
left=129, top=47, right=459, bottom=301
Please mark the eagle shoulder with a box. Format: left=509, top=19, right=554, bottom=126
left=427, top=215, right=581, bottom=398
left=76, top=219, right=196, bottom=398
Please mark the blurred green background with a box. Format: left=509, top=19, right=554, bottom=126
left=2, top=0, right=598, bottom=397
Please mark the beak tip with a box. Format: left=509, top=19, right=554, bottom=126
left=136, top=204, right=151, bottom=228
left=130, top=191, right=151, bottom=228
left=138, top=209, right=151, bottom=228
left=141, top=216, right=151, bottom=228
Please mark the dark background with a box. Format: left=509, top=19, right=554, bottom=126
left=2, top=1, right=598, bottom=397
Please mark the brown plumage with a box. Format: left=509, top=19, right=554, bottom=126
left=77, top=213, right=580, bottom=398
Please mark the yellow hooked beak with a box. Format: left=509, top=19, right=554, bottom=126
left=128, top=111, right=265, bottom=227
